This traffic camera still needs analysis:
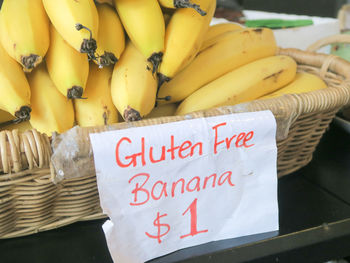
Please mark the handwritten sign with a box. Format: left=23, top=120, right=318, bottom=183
left=90, top=111, right=279, bottom=263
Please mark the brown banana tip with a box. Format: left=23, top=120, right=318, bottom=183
left=21, top=54, right=41, bottom=71
left=80, top=38, right=97, bottom=55
left=75, top=23, right=84, bottom=31
left=105, top=52, right=118, bottom=64
left=13, top=106, right=31, bottom=123
left=147, top=52, right=163, bottom=74
left=124, top=106, right=142, bottom=122
left=67, top=86, right=84, bottom=99
left=98, top=52, right=118, bottom=67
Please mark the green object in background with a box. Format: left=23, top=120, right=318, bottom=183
left=330, top=31, right=350, bottom=62
left=245, top=19, right=314, bottom=29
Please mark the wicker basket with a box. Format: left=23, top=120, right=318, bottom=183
left=0, top=48, right=350, bottom=239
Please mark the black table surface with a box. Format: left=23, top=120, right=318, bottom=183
left=1, top=121, right=350, bottom=263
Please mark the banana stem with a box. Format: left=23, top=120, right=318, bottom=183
left=0, top=106, right=32, bottom=128
left=75, top=23, right=93, bottom=40
left=174, top=0, right=207, bottom=16
left=155, top=77, right=171, bottom=107
left=103, top=112, right=108, bottom=126
left=147, top=52, right=163, bottom=74
left=75, top=23, right=98, bottom=61
left=157, top=73, right=171, bottom=89
left=156, top=96, right=172, bottom=101
left=0, top=119, right=18, bottom=129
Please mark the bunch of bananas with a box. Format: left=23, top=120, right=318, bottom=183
left=0, top=0, right=327, bottom=137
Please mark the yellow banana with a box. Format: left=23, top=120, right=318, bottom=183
left=27, top=63, right=75, bottom=137
left=0, top=42, right=31, bottom=122
left=145, top=103, right=178, bottom=119
left=95, top=0, right=114, bottom=6
left=46, top=24, right=89, bottom=99
left=158, top=28, right=277, bottom=104
left=158, top=0, right=207, bottom=16
left=259, top=72, right=327, bottom=99
left=176, top=55, right=297, bottom=115
left=204, top=23, right=244, bottom=41
left=0, top=0, right=49, bottom=72
left=75, top=63, right=118, bottom=127
left=111, top=42, right=157, bottom=121
left=42, top=0, right=99, bottom=58
left=158, top=0, right=216, bottom=85
left=114, top=0, right=165, bottom=73
left=201, top=22, right=244, bottom=51
left=0, top=110, right=14, bottom=124
left=95, top=3, right=125, bottom=67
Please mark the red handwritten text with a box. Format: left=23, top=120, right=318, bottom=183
left=129, top=170, right=235, bottom=206
left=116, top=135, right=203, bottom=168
left=212, top=122, right=255, bottom=154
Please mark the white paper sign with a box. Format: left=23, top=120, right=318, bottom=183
left=90, top=111, right=279, bottom=263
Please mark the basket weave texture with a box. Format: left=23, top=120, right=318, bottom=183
left=0, top=48, right=350, bottom=239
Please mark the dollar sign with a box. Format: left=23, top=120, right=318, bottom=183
left=145, top=212, right=171, bottom=244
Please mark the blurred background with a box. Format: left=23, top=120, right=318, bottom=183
left=243, top=0, right=345, bottom=17
left=217, top=0, right=347, bottom=18
left=0, top=0, right=346, bottom=18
